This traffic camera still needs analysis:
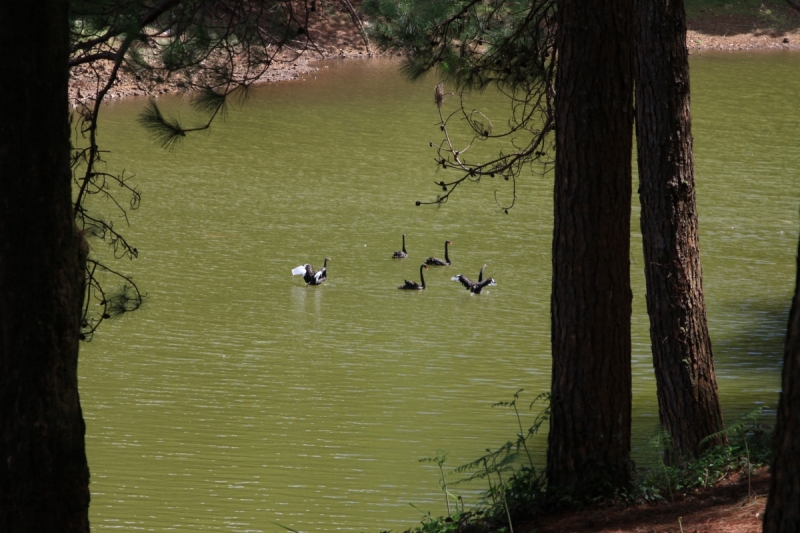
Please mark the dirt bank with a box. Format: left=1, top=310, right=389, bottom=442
left=70, top=9, right=800, bottom=104
left=688, top=14, right=800, bottom=51
left=530, top=468, right=771, bottom=533
left=68, top=12, right=381, bottom=105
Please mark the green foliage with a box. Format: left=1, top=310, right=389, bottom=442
left=408, top=510, right=468, bottom=533
left=364, top=0, right=555, bottom=91
left=684, top=0, right=800, bottom=29
left=401, top=395, right=773, bottom=533
left=193, top=87, right=231, bottom=115
left=699, top=407, right=769, bottom=499
left=69, top=0, right=333, bottom=338
left=161, top=39, right=194, bottom=71
left=405, top=391, right=550, bottom=533
left=421, top=450, right=454, bottom=516
left=631, top=409, right=772, bottom=504
left=491, top=389, right=547, bottom=470
left=69, top=0, right=141, bottom=37
left=138, top=99, right=187, bottom=149
left=364, top=0, right=555, bottom=210
left=647, top=428, right=676, bottom=502
left=104, top=281, right=143, bottom=319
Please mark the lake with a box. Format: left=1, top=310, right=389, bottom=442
left=78, top=52, right=799, bottom=531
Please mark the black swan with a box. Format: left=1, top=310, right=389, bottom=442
left=392, top=234, right=408, bottom=258
left=452, top=264, right=486, bottom=290
left=452, top=265, right=496, bottom=293
left=470, top=277, right=497, bottom=294
left=425, top=240, right=452, bottom=266
left=292, top=257, right=330, bottom=285
left=399, top=264, right=428, bottom=290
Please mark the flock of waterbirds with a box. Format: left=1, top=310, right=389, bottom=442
left=292, top=234, right=497, bottom=294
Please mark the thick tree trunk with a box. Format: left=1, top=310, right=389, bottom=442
left=547, top=0, right=635, bottom=496
left=0, top=1, right=91, bottom=531
left=762, top=235, right=800, bottom=531
left=634, top=0, right=726, bottom=459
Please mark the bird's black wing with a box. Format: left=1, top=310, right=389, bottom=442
left=452, top=274, right=475, bottom=289
left=471, top=278, right=495, bottom=294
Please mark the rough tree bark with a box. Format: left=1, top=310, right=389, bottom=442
left=0, top=1, right=91, bottom=531
left=762, top=234, right=800, bottom=531
left=547, top=0, right=635, bottom=496
left=634, top=0, right=726, bottom=459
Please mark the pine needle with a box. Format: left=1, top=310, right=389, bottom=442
left=191, top=87, right=228, bottom=117
left=138, top=99, right=186, bottom=149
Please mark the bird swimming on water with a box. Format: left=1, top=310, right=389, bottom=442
left=398, top=264, right=428, bottom=290
left=392, top=234, right=408, bottom=259
left=292, top=257, right=331, bottom=285
left=452, top=264, right=485, bottom=290
left=425, top=240, right=452, bottom=266
left=452, top=264, right=496, bottom=293
left=469, top=276, right=497, bottom=294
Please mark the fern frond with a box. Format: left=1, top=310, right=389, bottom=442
left=700, top=406, right=764, bottom=446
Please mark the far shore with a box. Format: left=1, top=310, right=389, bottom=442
left=69, top=20, right=800, bottom=104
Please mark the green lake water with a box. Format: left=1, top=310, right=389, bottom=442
left=78, top=53, right=799, bottom=531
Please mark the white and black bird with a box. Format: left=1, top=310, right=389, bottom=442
left=425, top=240, right=452, bottom=266
left=452, top=264, right=485, bottom=290
left=292, top=257, right=331, bottom=285
left=399, top=264, right=428, bottom=290
left=469, top=277, right=497, bottom=294
left=392, top=234, right=408, bottom=258
left=452, top=264, right=496, bottom=293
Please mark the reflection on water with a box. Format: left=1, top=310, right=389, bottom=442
left=79, top=54, right=798, bottom=531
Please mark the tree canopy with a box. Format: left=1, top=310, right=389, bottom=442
left=367, top=0, right=732, bottom=501
left=2, top=1, right=359, bottom=529
left=69, top=0, right=327, bottom=339
left=365, top=0, right=555, bottom=211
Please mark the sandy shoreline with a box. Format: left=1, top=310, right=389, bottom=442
left=687, top=28, right=800, bottom=51
left=69, top=46, right=379, bottom=104
left=70, top=23, right=800, bottom=104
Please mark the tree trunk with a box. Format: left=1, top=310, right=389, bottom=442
left=547, top=0, right=635, bottom=496
left=634, top=0, right=726, bottom=459
left=762, top=234, right=800, bottom=531
left=0, top=1, right=91, bottom=531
